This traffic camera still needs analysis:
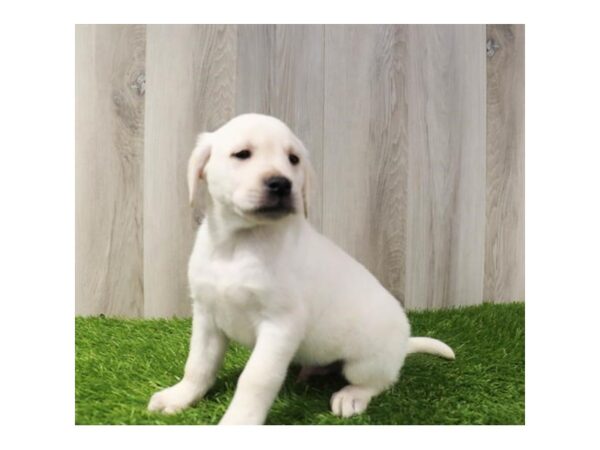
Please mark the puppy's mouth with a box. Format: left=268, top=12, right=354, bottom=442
left=250, top=197, right=295, bottom=219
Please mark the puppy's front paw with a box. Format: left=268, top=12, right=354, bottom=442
left=147, top=380, right=200, bottom=415
left=330, top=385, right=374, bottom=418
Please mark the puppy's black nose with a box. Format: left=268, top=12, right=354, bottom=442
left=265, top=176, right=292, bottom=197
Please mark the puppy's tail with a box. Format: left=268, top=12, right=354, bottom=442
left=407, top=337, right=455, bottom=360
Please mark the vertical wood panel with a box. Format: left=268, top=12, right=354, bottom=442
left=484, top=25, right=525, bottom=302
left=75, top=25, right=146, bottom=317
left=236, top=25, right=325, bottom=229
left=323, top=25, right=409, bottom=303
left=271, top=25, right=325, bottom=230
left=235, top=25, right=275, bottom=115
left=405, top=25, right=487, bottom=310
left=144, top=25, right=237, bottom=317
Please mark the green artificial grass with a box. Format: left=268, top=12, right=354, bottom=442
left=75, top=302, right=524, bottom=425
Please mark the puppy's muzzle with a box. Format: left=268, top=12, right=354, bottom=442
left=253, top=176, right=295, bottom=218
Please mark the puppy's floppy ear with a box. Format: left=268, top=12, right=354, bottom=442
left=187, top=132, right=213, bottom=206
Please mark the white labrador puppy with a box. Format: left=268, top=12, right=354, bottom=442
left=148, top=113, right=455, bottom=425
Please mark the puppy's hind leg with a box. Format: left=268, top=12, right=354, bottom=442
left=331, top=350, right=406, bottom=418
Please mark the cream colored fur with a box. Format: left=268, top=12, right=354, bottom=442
left=147, top=113, right=454, bottom=425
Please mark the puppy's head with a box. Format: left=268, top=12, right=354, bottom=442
left=188, top=114, right=313, bottom=223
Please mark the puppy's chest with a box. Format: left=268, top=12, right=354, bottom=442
left=190, top=258, right=273, bottom=347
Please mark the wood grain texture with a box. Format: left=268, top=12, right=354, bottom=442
left=75, top=25, right=146, bottom=317
left=75, top=24, right=524, bottom=317
left=144, top=25, right=237, bottom=317
left=236, top=25, right=325, bottom=229
left=405, top=25, right=487, bottom=310
left=323, top=25, right=409, bottom=303
left=271, top=25, right=325, bottom=230
left=484, top=25, right=525, bottom=302
left=235, top=25, right=275, bottom=115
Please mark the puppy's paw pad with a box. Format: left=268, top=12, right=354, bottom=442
left=147, top=382, right=199, bottom=414
left=330, top=386, right=373, bottom=418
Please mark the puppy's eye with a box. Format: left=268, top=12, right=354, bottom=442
left=288, top=154, right=300, bottom=165
left=232, top=149, right=252, bottom=160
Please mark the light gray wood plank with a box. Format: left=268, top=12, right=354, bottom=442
left=235, top=25, right=275, bottom=115
left=405, top=25, right=487, bottom=310
left=144, top=25, right=237, bottom=317
left=484, top=25, right=525, bottom=302
left=236, top=25, right=325, bottom=229
left=75, top=25, right=146, bottom=317
left=323, top=25, right=409, bottom=303
left=271, top=25, right=325, bottom=230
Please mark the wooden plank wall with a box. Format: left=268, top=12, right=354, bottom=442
left=75, top=24, right=525, bottom=317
